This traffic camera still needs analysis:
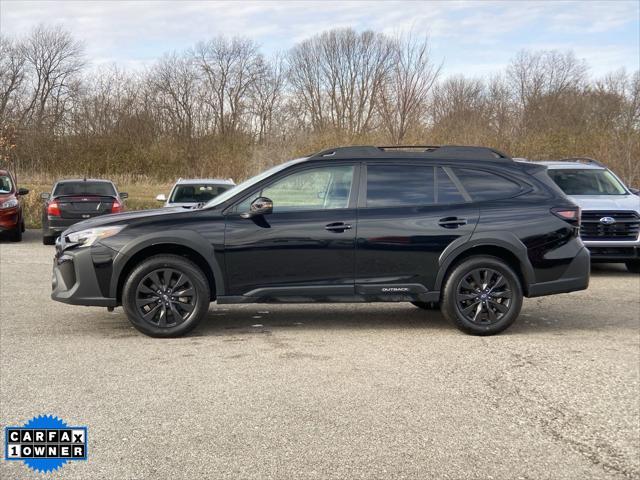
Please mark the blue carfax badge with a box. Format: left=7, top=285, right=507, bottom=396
left=4, top=415, right=88, bottom=474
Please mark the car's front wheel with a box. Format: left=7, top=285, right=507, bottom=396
left=122, top=255, right=210, bottom=337
left=441, top=256, right=523, bottom=336
left=626, top=260, right=640, bottom=274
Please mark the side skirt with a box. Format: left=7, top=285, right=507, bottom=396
left=217, top=284, right=440, bottom=304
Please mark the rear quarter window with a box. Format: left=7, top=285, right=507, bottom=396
left=452, top=168, right=523, bottom=201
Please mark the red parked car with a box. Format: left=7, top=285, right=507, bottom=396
left=0, top=169, right=29, bottom=242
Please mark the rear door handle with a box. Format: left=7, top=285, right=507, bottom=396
left=438, top=217, right=467, bottom=229
left=325, top=222, right=352, bottom=232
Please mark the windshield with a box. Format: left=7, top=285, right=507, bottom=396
left=53, top=181, right=117, bottom=197
left=169, top=183, right=232, bottom=203
left=0, top=175, right=13, bottom=194
left=204, top=158, right=308, bottom=208
left=547, top=169, right=628, bottom=195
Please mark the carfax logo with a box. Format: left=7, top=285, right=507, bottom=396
left=4, top=415, right=87, bottom=474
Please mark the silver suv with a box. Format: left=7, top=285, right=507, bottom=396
left=535, top=158, right=640, bottom=273
left=156, top=178, right=235, bottom=209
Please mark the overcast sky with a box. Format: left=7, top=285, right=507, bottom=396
left=1, top=0, right=638, bottom=78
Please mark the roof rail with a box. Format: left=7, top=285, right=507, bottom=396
left=309, top=145, right=512, bottom=161
left=559, top=157, right=605, bottom=168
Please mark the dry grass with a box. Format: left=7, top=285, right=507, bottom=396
left=19, top=174, right=172, bottom=229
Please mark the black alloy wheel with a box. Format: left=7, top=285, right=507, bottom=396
left=122, top=254, right=210, bottom=337
left=441, top=256, right=523, bottom=335
left=455, top=268, right=513, bottom=325
left=135, top=268, right=197, bottom=328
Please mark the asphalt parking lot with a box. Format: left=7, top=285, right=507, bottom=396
left=1, top=230, right=639, bottom=480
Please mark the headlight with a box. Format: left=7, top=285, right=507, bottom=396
left=0, top=198, right=18, bottom=209
left=66, top=226, right=125, bottom=247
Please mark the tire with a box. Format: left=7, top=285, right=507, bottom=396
left=9, top=225, right=22, bottom=242
left=441, top=256, right=523, bottom=336
left=626, top=260, right=640, bottom=274
left=42, top=234, right=56, bottom=245
left=122, top=254, right=210, bottom=337
left=411, top=301, right=439, bottom=310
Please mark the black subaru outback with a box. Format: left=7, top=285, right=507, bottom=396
left=51, top=145, right=589, bottom=337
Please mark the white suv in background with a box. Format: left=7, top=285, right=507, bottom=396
left=156, top=178, right=235, bottom=209
left=535, top=158, right=640, bottom=273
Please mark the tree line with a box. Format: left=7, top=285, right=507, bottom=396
left=1, top=25, right=638, bottom=185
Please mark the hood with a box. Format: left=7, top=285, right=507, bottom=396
left=568, top=194, right=640, bottom=212
left=64, top=206, right=190, bottom=233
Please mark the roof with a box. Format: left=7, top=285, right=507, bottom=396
left=174, top=178, right=235, bottom=185
left=55, top=178, right=115, bottom=183
left=531, top=161, right=605, bottom=170
left=306, top=145, right=512, bottom=162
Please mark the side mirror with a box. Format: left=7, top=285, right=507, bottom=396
left=241, top=197, right=273, bottom=218
left=119, top=192, right=128, bottom=199
left=41, top=192, right=50, bottom=200
left=156, top=194, right=166, bottom=202
left=17, top=187, right=29, bottom=196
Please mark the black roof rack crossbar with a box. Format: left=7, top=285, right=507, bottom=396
left=309, top=145, right=512, bottom=161
left=559, top=157, right=605, bottom=168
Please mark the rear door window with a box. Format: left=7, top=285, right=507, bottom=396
left=451, top=168, right=522, bottom=201
left=366, top=165, right=434, bottom=207
left=436, top=167, right=466, bottom=204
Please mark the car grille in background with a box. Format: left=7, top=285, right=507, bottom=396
left=580, top=211, right=640, bottom=241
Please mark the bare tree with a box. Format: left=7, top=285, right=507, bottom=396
left=379, top=32, right=440, bottom=143
left=249, top=54, right=287, bottom=143
left=507, top=49, right=588, bottom=107
left=148, top=53, right=200, bottom=139
left=0, top=36, right=26, bottom=121
left=288, top=28, right=394, bottom=137
left=194, top=37, right=263, bottom=135
left=19, top=24, right=85, bottom=129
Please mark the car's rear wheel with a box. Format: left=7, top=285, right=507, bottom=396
left=441, top=256, right=522, bottom=335
left=122, top=255, right=210, bottom=337
left=626, top=260, right=640, bottom=274
left=411, top=301, right=439, bottom=310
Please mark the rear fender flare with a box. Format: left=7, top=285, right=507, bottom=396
left=435, top=232, right=535, bottom=291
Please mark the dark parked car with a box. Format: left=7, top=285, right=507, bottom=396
left=41, top=179, right=127, bottom=245
left=0, top=168, right=29, bottom=242
left=51, top=145, right=590, bottom=337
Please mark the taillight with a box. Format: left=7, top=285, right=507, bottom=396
left=551, top=207, right=580, bottom=225
left=47, top=201, right=61, bottom=217
left=111, top=200, right=123, bottom=213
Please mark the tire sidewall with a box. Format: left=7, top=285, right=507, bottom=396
left=122, top=255, right=210, bottom=337
left=442, top=256, right=523, bottom=335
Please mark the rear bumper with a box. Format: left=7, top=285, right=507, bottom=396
left=528, top=247, right=590, bottom=297
left=51, top=240, right=119, bottom=307
left=44, top=217, right=81, bottom=236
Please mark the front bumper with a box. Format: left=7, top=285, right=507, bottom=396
left=528, top=246, right=590, bottom=297
left=51, top=237, right=119, bottom=307
left=583, top=240, right=640, bottom=262
left=0, top=207, right=20, bottom=231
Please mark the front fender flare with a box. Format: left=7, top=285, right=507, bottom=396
left=108, top=229, right=225, bottom=299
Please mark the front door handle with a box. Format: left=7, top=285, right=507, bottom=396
left=325, top=222, right=352, bottom=232
left=438, top=217, right=467, bottom=229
